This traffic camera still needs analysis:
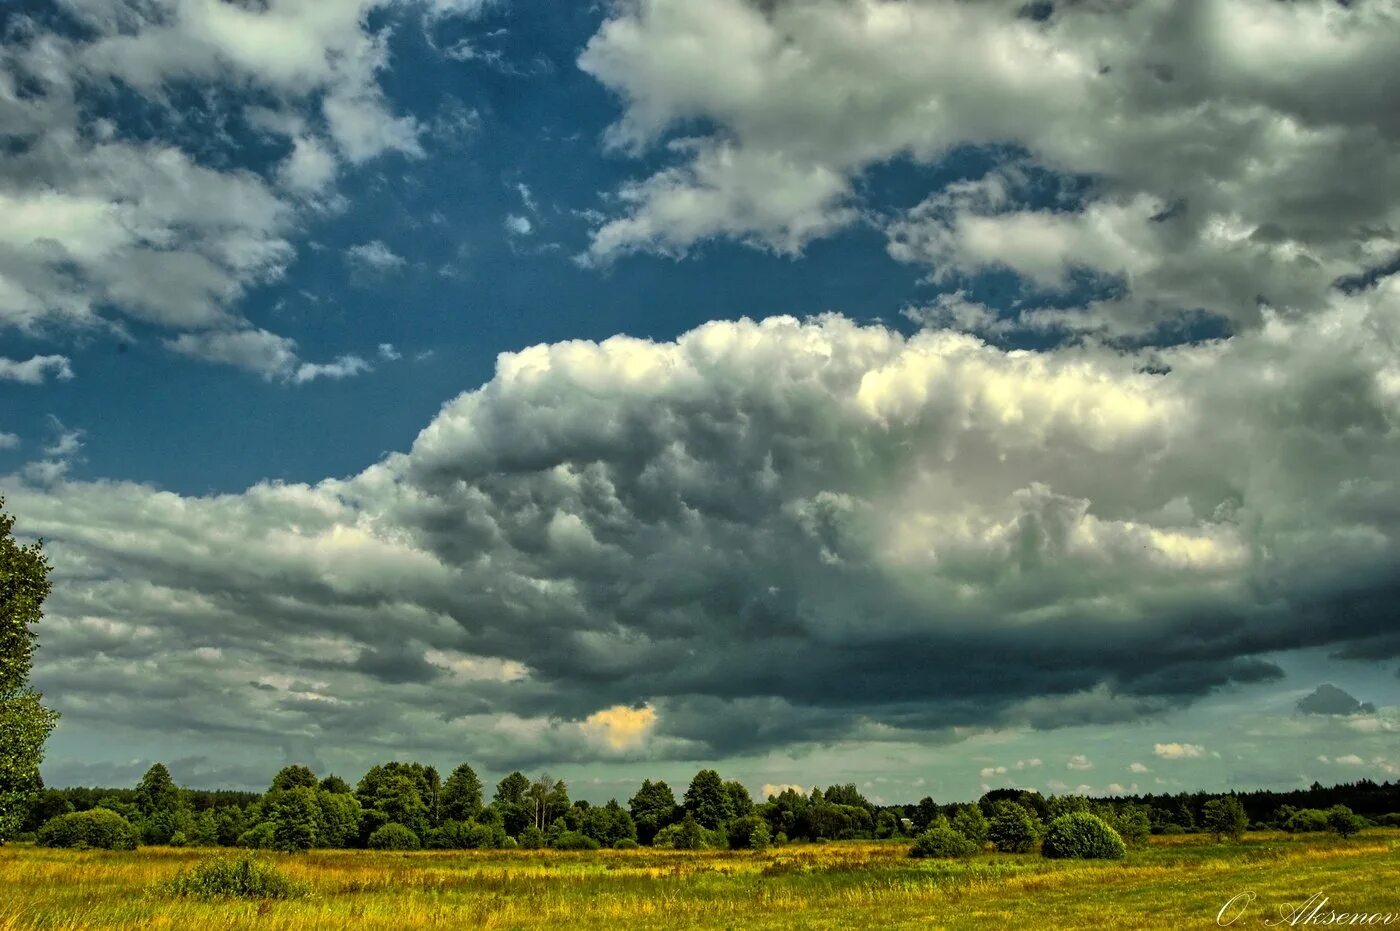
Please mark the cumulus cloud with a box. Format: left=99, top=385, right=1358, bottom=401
left=1066, top=754, right=1093, bottom=771
left=0, top=355, right=74, bottom=385
left=1154, top=743, right=1206, bottom=760
left=0, top=1, right=453, bottom=368
left=579, top=0, right=1400, bottom=336
left=580, top=704, right=658, bottom=752
left=9, top=269, right=1400, bottom=766
left=0, top=433, right=19, bottom=450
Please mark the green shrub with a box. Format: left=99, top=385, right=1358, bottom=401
left=1375, top=813, right=1400, bottom=828
left=909, top=826, right=978, bottom=859
left=425, top=819, right=499, bottom=849
left=366, top=823, right=420, bottom=851
left=237, top=822, right=275, bottom=849
left=614, top=838, right=639, bottom=850
left=950, top=805, right=989, bottom=845
left=37, top=809, right=138, bottom=850
left=518, top=825, right=546, bottom=849
left=165, top=854, right=309, bottom=899
left=1285, top=809, right=1330, bottom=833
left=726, top=815, right=770, bottom=851
left=551, top=830, right=601, bottom=850
left=987, top=803, right=1040, bottom=853
left=1041, top=813, right=1126, bottom=860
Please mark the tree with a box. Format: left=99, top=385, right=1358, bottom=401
left=270, top=787, right=324, bottom=852
left=912, top=796, right=941, bottom=833
left=269, top=765, right=319, bottom=793
left=628, top=779, right=677, bottom=845
left=0, top=500, right=59, bottom=843
left=319, top=775, right=352, bottom=795
left=951, top=804, right=989, bottom=845
left=442, top=763, right=484, bottom=823
left=528, top=774, right=569, bottom=831
left=1326, top=805, right=1365, bottom=839
left=1203, top=796, right=1248, bottom=843
left=683, top=769, right=732, bottom=829
left=135, top=763, right=181, bottom=818
left=724, top=781, right=755, bottom=819
left=359, top=773, right=429, bottom=839
left=987, top=801, right=1040, bottom=853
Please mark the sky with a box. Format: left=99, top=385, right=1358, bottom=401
left=2, top=0, right=1400, bottom=804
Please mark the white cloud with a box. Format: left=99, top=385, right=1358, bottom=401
left=579, top=704, right=658, bottom=752
left=378, top=343, right=402, bottom=361
left=1128, top=762, right=1151, bottom=774
left=346, top=240, right=407, bottom=272
left=1154, top=742, right=1206, bottom=760
left=578, top=0, right=1400, bottom=336
left=167, top=328, right=372, bottom=384
left=1066, top=754, right=1093, bottom=771
left=0, top=355, right=74, bottom=385
left=0, top=433, right=19, bottom=450
left=505, top=214, right=534, bottom=237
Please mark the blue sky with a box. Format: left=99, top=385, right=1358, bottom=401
left=3, top=0, right=1400, bottom=800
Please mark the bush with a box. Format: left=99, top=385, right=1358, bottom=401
left=909, top=826, right=979, bottom=859
left=1375, top=813, right=1400, bottom=828
left=517, top=825, right=546, bottom=849
left=614, top=838, right=639, bottom=850
left=552, top=830, right=601, bottom=850
left=1285, top=809, right=1330, bottom=833
left=237, top=822, right=275, bottom=849
left=1041, top=813, right=1126, bottom=860
left=366, top=823, right=420, bottom=851
left=37, top=810, right=139, bottom=850
left=425, top=819, right=499, bottom=850
left=726, top=815, right=770, bottom=851
left=950, top=805, right=989, bottom=845
left=165, top=854, right=309, bottom=899
left=987, top=803, right=1039, bottom=853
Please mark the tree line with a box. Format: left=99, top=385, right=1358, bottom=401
left=14, top=761, right=1397, bottom=853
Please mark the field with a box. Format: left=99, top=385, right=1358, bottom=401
left=2, top=831, right=1398, bottom=930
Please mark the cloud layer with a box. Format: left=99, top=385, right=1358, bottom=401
left=11, top=267, right=1400, bottom=767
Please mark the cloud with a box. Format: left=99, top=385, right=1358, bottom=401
left=0, top=433, right=19, bottom=450
left=1066, top=754, right=1093, bottom=771
left=580, top=704, right=658, bottom=752
left=1154, top=743, right=1206, bottom=761
left=0, top=355, right=74, bottom=385
left=578, top=0, right=1400, bottom=336
left=0, top=0, right=445, bottom=366
left=166, top=328, right=373, bottom=385
left=505, top=214, right=534, bottom=237
left=9, top=269, right=1400, bottom=766
left=346, top=241, right=407, bottom=272
left=1296, top=684, right=1377, bottom=716
left=1128, top=762, right=1151, bottom=774
left=762, top=784, right=807, bottom=799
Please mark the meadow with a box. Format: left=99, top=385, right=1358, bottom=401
left=2, top=830, right=1398, bottom=930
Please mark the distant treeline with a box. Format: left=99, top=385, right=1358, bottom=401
left=18, top=764, right=1400, bottom=853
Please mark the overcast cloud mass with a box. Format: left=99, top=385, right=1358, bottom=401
left=2, top=0, right=1399, bottom=800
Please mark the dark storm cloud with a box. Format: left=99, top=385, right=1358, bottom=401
left=1297, top=684, right=1376, bottom=716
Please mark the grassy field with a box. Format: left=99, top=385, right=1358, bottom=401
left=2, top=831, right=1398, bottom=930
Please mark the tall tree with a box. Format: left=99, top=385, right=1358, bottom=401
left=442, top=763, right=484, bottom=822
left=683, top=769, right=733, bottom=829
left=628, top=779, right=677, bottom=845
left=0, top=500, right=59, bottom=843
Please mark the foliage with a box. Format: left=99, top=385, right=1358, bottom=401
left=441, top=764, right=484, bottom=822
left=37, top=809, right=139, bottom=850
left=950, top=805, right=989, bottom=845
left=909, top=825, right=979, bottom=859
left=987, top=802, right=1040, bottom=853
left=684, top=770, right=733, bottom=829
left=1041, top=813, right=1126, bottom=860
left=269, top=766, right=319, bottom=793
left=425, top=819, right=501, bottom=849
left=581, top=800, right=636, bottom=847
left=1202, top=797, right=1248, bottom=843
left=551, top=830, right=601, bottom=850
left=0, top=501, right=59, bottom=844
left=1326, top=805, right=1365, bottom=839
left=654, top=813, right=723, bottom=850
left=628, top=779, right=677, bottom=845
left=366, top=823, right=420, bottom=851
left=357, top=764, right=437, bottom=839
left=1283, top=808, right=1331, bottom=833
left=270, top=787, right=323, bottom=852
left=517, top=825, right=546, bottom=849
left=164, top=853, right=309, bottom=899
left=726, top=814, right=770, bottom=851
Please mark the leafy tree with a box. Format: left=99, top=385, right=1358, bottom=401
left=269, top=766, right=318, bottom=793
left=317, top=790, right=362, bottom=848
left=912, top=796, right=941, bottom=833
left=1047, top=795, right=1091, bottom=819
left=726, top=814, right=770, bottom=851
left=359, top=772, right=429, bottom=839
left=21, top=789, right=72, bottom=833
left=582, top=800, right=636, bottom=848
left=528, top=774, right=570, bottom=831
left=951, top=804, right=989, bottom=845
left=987, top=802, right=1040, bottom=853
left=442, top=763, right=484, bottom=822
left=653, top=812, right=717, bottom=849
left=270, top=787, right=323, bottom=852
left=628, top=779, right=677, bottom=845
left=1326, top=805, right=1365, bottom=839
left=684, top=770, right=733, bottom=829
left=823, top=784, right=870, bottom=810
left=1202, top=796, right=1248, bottom=843
left=215, top=806, right=248, bottom=847
left=318, top=775, right=352, bottom=795
left=0, top=500, right=60, bottom=844
left=724, top=781, right=755, bottom=819
left=493, top=771, right=533, bottom=836
left=135, top=764, right=181, bottom=819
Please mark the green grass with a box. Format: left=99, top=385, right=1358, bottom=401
left=2, top=831, right=1398, bottom=929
